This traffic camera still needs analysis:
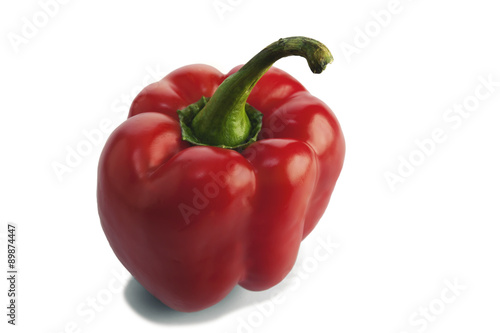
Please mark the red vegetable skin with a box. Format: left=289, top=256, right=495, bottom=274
left=97, top=37, right=345, bottom=312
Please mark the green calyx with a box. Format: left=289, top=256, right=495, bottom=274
left=178, top=96, right=263, bottom=149
left=177, top=36, right=333, bottom=149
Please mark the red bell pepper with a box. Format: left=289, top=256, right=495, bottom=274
left=97, top=37, right=345, bottom=312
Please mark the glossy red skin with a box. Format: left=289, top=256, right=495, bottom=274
left=97, top=64, right=345, bottom=312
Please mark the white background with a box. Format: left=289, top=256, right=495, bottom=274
left=1, top=0, right=499, bottom=332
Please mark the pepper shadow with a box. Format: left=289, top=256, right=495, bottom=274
left=124, top=277, right=283, bottom=324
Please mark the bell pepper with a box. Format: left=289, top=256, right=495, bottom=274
left=97, top=37, right=345, bottom=312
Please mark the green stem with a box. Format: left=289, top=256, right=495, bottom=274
left=190, top=36, right=333, bottom=147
